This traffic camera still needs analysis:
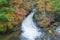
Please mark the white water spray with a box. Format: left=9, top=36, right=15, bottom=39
left=20, top=8, right=42, bottom=40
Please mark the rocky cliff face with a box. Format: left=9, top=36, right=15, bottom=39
left=33, top=0, right=60, bottom=36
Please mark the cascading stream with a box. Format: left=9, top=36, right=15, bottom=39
left=20, top=8, right=43, bottom=40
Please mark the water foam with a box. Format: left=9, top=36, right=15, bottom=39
left=20, top=9, right=42, bottom=40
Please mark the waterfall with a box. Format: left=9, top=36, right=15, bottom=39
left=20, top=8, right=43, bottom=40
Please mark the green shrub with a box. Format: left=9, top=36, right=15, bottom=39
left=48, top=0, right=60, bottom=12
left=0, top=13, right=9, bottom=23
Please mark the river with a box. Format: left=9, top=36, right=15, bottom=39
left=0, top=8, right=60, bottom=40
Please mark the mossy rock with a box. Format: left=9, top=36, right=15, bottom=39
left=33, top=11, right=48, bottom=28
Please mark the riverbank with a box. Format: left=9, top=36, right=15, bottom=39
left=0, top=30, right=20, bottom=40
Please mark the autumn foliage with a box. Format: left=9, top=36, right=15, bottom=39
left=0, top=0, right=34, bottom=32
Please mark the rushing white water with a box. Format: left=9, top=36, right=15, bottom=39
left=20, top=8, right=43, bottom=40
left=55, top=26, right=60, bottom=35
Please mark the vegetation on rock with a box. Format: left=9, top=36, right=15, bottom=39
left=34, top=0, right=60, bottom=36
left=0, top=0, right=34, bottom=33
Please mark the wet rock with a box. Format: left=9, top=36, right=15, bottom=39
left=33, top=10, right=60, bottom=40
left=33, top=11, right=60, bottom=28
left=54, top=26, right=60, bottom=36
left=33, top=11, right=50, bottom=28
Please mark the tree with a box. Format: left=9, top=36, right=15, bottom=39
left=0, top=13, right=9, bottom=23
left=48, top=0, right=60, bottom=12
left=0, top=0, right=15, bottom=32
